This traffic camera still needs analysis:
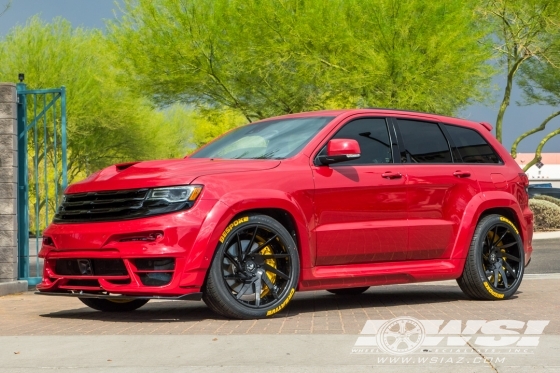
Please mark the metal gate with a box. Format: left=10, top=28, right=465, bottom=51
left=16, top=82, right=68, bottom=285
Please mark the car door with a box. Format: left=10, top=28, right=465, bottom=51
left=312, top=117, right=408, bottom=266
left=394, top=118, right=480, bottom=260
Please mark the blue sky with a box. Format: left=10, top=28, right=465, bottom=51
left=1, top=0, right=559, bottom=153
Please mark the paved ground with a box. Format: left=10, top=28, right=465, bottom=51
left=527, top=238, right=560, bottom=273
left=1, top=275, right=560, bottom=372
left=1, top=236, right=558, bottom=372
left=1, top=276, right=559, bottom=336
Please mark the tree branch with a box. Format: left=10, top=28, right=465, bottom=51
left=511, top=110, right=560, bottom=158
left=523, top=126, right=560, bottom=172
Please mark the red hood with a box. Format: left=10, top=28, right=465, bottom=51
left=66, top=158, right=281, bottom=193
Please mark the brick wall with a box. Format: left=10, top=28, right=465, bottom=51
left=0, top=83, right=18, bottom=282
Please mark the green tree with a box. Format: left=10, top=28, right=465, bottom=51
left=109, top=0, right=493, bottom=122
left=512, top=50, right=560, bottom=171
left=0, top=17, right=188, bottom=231
left=479, top=0, right=560, bottom=144
left=0, top=16, right=185, bottom=179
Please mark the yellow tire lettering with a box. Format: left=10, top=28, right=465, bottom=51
left=499, top=217, right=519, bottom=235
left=483, top=281, right=504, bottom=299
left=219, top=217, right=249, bottom=243
left=266, top=288, right=295, bottom=316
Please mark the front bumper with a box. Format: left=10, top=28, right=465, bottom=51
left=37, top=200, right=219, bottom=297
left=35, top=291, right=202, bottom=301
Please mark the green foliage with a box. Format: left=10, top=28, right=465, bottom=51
left=511, top=46, right=560, bottom=170
left=0, top=16, right=187, bottom=181
left=479, top=0, right=560, bottom=143
left=529, top=199, right=560, bottom=231
left=109, top=0, right=493, bottom=121
left=533, top=194, right=560, bottom=208
left=189, top=110, right=247, bottom=151
left=0, top=17, right=191, bottom=231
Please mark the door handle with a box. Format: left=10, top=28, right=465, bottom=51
left=381, top=172, right=402, bottom=179
left=453, top=171, right=471, bottom=178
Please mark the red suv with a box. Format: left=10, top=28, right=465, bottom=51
left=37, top=109, right=533, bottom=319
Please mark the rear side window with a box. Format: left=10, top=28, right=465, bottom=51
left=396, top=120, right=452, bottom=163
left=444, top=124, right=502, bottom=164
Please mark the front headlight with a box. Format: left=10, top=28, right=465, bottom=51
left=147, top=186, right=202, bottom=203
left=142, top=185, right=203, bottom=216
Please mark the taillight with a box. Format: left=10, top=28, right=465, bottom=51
left=518, top=173, right=529, bottom=195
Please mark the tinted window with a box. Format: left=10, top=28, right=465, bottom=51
left=397, top=120, right=452, bottom=163
left=320, top=118, right=393, bottom=165
left=444, top=124, right=501, bottom=164
left=190, top=116, right=333, bottom=159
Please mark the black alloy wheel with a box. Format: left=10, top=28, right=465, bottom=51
left=203, top=214, right=299, bottom=319
left=458, top=214, right=524, bottom=300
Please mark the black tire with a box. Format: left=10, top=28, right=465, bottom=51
left=203, top=214, right=300, bottom=319
left=327, top=287, right=370, bottom=295
left=79, top=297, right=149, bottom=312
left=457, top=214, right=525, bottom=300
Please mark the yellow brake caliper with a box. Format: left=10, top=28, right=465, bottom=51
left=259, top=245, right=277, bottom=297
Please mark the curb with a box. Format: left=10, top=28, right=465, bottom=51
left=533, top=231, right=560, bottom=240
left=0, top=280, right=28, bottom=297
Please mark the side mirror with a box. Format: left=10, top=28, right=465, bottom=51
left=316, top=139, right=361, bottom=165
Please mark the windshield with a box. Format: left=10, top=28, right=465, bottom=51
left=190, top=116, right=333, bottom=159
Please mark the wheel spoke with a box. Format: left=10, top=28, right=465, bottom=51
left=485, top=269, right=493, bottom=279
left=503, top=253, right=520, bottom=262
left=497, top=229, right=509, bottom=244
left=493, top=226, right=499, bottom=244
left=262, top=274, right=278, bottom=299
left=224, top=252, right=242, bottom=270
left=254, top=272, right=262, bottom=307
left=245, top=225, right=259, bottom=259
left=499, top=267, right=509, bottom=288
left=484, top=234, right=492, bottom=249
left=493, top=269, right=499, bottom=287
left=497, top=242, right=517, bottom=249
left=503, top=261, right=517, bottom=279
left=263, top=264, right=290, bottom=280
left=236, top=281, right=253, bottom=299
left=248, top=234, right=278, bottom=255
left=236, top=232, right=243, bottom=262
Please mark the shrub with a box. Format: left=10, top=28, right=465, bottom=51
left=533, top=194, right=560, bottom=208
left=529, top=199, right=560, bottom=231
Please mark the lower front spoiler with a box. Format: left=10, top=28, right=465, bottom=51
left=35, top=291, right=203, bottom=301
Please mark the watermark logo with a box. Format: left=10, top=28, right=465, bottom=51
left=376, top=317, right=425, bottom=355
left=353, top=318, right=550, bottom=358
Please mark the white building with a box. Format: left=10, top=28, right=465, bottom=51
left=515, top=153, right=560, bottom=188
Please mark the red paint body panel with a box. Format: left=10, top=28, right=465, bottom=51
left=312, top=164, right=408, bottom=265
left=38, top=109, right=533, bottom=296
left=406, top=164, right=480, bottom=260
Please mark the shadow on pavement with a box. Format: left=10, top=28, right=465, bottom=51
left=37, top=285, right=515, bottom=323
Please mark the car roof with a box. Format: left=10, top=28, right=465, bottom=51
left=260, top=108, right=488, bottom=130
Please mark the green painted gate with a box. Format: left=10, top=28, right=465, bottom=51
left=16, top=82, right=68, bottom=285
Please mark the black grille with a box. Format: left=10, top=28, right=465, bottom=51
left=54, top=188, right=152, bottom=223
left=53, top=188, right=193, bottom=223
left=55, top=259, right=128, bottom=276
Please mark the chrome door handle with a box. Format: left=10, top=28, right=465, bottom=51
left=453, top=171, right=471, bottom=178
left=382, top=172, right=402, bottom=179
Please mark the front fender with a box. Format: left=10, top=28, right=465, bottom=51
left=181, top=190, right=314, bottom=288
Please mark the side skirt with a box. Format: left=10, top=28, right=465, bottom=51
left=298, top=259, right=464, bottom=291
